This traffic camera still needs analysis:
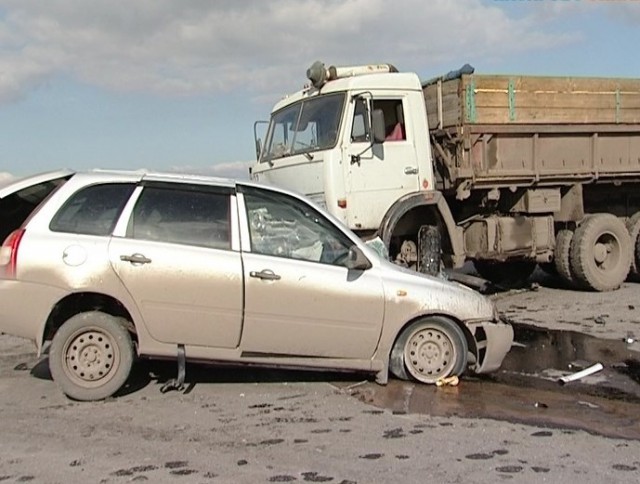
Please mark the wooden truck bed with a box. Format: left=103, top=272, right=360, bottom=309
left=423, top=74, right=640, bottom=189
left=423, top=74, right=640, bottom=127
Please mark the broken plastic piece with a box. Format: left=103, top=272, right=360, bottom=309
left=436, top=375, right=459, bottom=387
left=558, top=363, right=604, bottom=385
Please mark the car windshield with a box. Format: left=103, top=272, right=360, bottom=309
left=261, top=93, right=345, bottom=162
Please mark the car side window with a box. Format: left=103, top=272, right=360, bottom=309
left=241, top=186, right=354, bottom=266
left=128, top=185, right=231, bottom=250
left=50, top=183, right=135, bottom=236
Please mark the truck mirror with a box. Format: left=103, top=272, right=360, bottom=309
left=372, top=109, right=386, bottom=144
left=345, top=245, right=372, bottom=271
left=255, top=138, right=262, bottom=160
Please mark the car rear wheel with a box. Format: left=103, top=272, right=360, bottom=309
left=390, top=317, right=468, bottom=384
left=49, top=311, right=134, bottom=401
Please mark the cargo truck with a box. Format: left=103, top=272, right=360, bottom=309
left=250, top=62, right=640, bottom=291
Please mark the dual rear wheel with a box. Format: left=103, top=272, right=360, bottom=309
left=555, top=214, right=633, bottom=291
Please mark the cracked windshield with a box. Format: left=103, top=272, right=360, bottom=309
left=262, top=93, right=344, bottom=161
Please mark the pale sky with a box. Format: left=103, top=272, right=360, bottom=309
left=1, top=0, right=639, bottom=181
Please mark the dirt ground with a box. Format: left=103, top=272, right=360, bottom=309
left=493, top=270, right=640, bottom=343
left=1, top=276, right=640, bottom=483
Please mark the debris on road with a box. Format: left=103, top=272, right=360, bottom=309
left=558, top=363, right=604, bottom=385
left=436, top=375, right=460, bottom=387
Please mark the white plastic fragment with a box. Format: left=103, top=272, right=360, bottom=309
left=558, top=363, right=604, bottom=385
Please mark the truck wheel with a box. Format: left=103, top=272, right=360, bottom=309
left=626, top=212, right=640, bottom=278
left=49, top=311, right=134, bottom=401
left=570, top=214, right=632, bottom=291
left=418, top=225, right=441, bottom=276
left=473, top=260, right=536, bottom=288
left=390, top=317, right=468, bottom=384
left=554, top=229, right=575, bottom=285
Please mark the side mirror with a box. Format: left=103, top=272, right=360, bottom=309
left=254, top=138, right=263, bottom=160
left=372, top=109, right=386, bottom=144
left=345, top=245, right=372, bottom=271
left=253, top=120, right=269, bottom=160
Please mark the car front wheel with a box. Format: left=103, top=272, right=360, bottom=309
left=390, top=316, right=468, bottom=384
left=49, top=311, right=134, bottom=401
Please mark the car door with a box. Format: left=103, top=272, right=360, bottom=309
left=108, top=182, right=243, bottom=349
left=238, top=185, right=385, bottom=359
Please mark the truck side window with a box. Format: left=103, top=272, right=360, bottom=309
left=375, top=99, right=406, bottom=141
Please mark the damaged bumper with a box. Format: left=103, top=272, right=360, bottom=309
left=467, top=318, right=514, bottom=374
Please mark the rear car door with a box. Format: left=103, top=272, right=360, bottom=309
left=108, top=182, right=243, bottom=349
left=238, top=185, right=385, bottom=359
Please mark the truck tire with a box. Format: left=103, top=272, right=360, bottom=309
left=625, top=212, right=640, bottom=278
left=417, top=224, right=441, bottom=276
left=570, top=214, right=632, bottom=291
left=390, top=316, right=467, bottom=384
left=473, top=260, right=536, bottom=288
left=554, top=229, right=575, bottom=286
left=49, top=311, right=135, bottom=401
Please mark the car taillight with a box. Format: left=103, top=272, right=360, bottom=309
left=0, top=229, right=25, bottom=278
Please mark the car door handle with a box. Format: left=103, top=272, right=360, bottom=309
left=120, top=253, right=152, bottom=265
left=404, top=167, right=418, bottom=175
left=250, top=269, right=281, bottom=281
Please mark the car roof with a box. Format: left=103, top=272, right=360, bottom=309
left=1, top=168, right=310, bottom=206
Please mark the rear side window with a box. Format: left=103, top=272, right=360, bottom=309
left=50, top=183, right=135, bottom=236
left=128, top=185, right=231, bottom=250
left=0, top=177, right=69, bottom=243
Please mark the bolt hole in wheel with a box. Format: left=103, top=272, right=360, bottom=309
left=49, top=311, right=134, bottom=401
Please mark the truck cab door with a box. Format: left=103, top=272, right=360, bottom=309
left=344, top=96, right=421, bottom=231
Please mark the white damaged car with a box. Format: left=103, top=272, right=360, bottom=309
left=0, top=170, right=513, bottom=400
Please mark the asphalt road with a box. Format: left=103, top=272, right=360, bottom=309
left=1, top=276, right=640, bottom=483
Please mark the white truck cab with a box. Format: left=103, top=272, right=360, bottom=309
left=251, top=62, right=435, bottom=235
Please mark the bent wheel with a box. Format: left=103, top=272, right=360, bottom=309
left=391, top=317, right=468, bottom=384
left=49, top=311, right=134, bottom=401
left=570, top=214, right=632, bottom=291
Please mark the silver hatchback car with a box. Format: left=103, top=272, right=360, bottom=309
left=0, top=170, right=513, bottom=400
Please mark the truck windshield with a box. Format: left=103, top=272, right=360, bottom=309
left=261, top=93, right=345, bottom=162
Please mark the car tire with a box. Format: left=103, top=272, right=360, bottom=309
left=49, top=311, right=134, bottom=401
left=391, top=316, right=468, bottom=384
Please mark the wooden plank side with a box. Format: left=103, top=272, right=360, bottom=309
left=472, top=107, right=636, bottom=124
left=424, top=73, right=640, bottom=127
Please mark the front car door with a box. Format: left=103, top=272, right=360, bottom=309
left=237, top=184, right=385, bottom=359
left=108, top=182, right=243, bottom=349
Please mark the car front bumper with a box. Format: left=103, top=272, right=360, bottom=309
left=466, top=318, right=514, bottom=374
